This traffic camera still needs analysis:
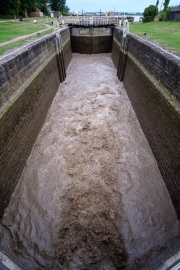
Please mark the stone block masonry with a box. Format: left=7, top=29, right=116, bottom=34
left=0, top=27, right=72, bottom=217
left=0, top=56, right=60, bottom=217
left=0, top=36, right=55, bottom=107
left=127, top=34, right=180, bottom=103
left=112, top=27, right=180, bottom=218
left=0, top=27, right=71, bottom=108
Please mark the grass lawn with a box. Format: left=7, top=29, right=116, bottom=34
left=0, top=19, right=179, bottom=56
left=0, top=29, right=53, bottom=56
left=0, top=17, right=53, bottom=43
left=129, top=21, right=180, bottom=55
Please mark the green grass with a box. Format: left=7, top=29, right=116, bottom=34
left=0, top=29, right=53, bottom=56
left=0, top=18, right=51, bottom=43
left=129, top=21, right=180, bottom=54
left=22, top=17, right=54, bottom=26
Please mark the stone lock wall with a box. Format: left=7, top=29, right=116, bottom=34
left=0, top=35, right=55, bottom=107
left=112, top=27, right=180, bottom=218
left=1, top=24, right=180, bottom=220
left=0, top=27, right=72, bottom=217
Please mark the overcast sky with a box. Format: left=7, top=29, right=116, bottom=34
left=66, top=0, right=180, bottom=12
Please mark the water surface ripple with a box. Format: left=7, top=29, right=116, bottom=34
left=0, top=54, right=179, bottom=270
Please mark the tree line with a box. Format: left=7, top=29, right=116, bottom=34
left=143, top=0, right=172, bottom=22
left=0, top=0, right=69, bottom=17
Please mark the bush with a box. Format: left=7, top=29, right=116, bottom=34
left=0, top=14, right=14, bottom=19
left=143, top=5, right=158, bottom=22
left=159, top=6, right=173, bottom=21
left=19, top=9, right=25, bottom=17
left=143, top=16, right=154, bottom=22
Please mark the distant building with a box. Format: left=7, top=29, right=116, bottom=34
left=169, top=5, right=180, bottom=21
left=29, top=9, right=43, bottom=17
left=107, top=11, right=115, bottom=16
left=50, top=11, right=61, bottom=18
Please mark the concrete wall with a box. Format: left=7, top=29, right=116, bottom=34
left=112, top=27, right=180, bottom=218
left=71, top=27, right=113, bottom=54
left=0, top=27, right=72, bottom=217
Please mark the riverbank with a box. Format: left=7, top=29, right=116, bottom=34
left=130, top=21, right=180, bottom=56
left=0, top=18, right=54, bottom=55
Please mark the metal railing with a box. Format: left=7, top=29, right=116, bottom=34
left=59, top=16, right=121, bottom=26
left=123, top=20, right=129, bottom=37
left=53, top=21, right=60, bottom=31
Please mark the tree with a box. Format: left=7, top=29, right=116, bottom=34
left=0, top=0, right=50, bottom=17
left=19, top=0, right=49, bottom=17
left=20, top=0, right=37, bottom=17
left=62, top=5, right=69, bottom=15
left=37, top=0, right=49, bottom=15
left=163, top=0, right=171, bottom=20
left=48, top=0, right=66, bottom=12
left=143, top=5, right=158, bottom=22
left=159, top=6, right=173, bottom=21
left=10, top=0, right=21, bottom=16
left=156, top=0, right=159, bottom=7
left=0, top=0, right=12, bottom=16
left=163, top=0, right=170, bottom=11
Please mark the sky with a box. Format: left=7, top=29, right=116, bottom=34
left=66, top=0, right=180, bottom=13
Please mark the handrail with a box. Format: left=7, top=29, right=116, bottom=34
left=59, top=16, right=124, bottom=26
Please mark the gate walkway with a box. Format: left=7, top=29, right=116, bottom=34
left=61, top=16, right=121, bottom=26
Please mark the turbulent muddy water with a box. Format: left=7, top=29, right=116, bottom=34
left=0, top=54, right=180, bottom=270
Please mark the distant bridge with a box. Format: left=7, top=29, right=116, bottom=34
left=59, top=16, right=130, bottom=27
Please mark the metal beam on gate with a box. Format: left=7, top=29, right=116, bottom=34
left=60, top=16, right=121, bottom=26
